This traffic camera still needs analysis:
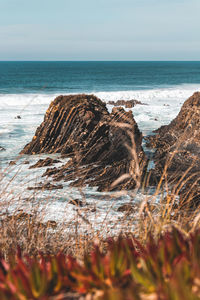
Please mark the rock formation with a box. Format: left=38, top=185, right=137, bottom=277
left=21, top=94, right=147, bottom=191
left=27, top=183, right=63, bottom=191
left=29, top=157, right=61, bottom=169
left=21, top=94, right=109, bottom=160
left=107, top=99, right=147, bottom=108
left=146, top=92, right=200, bottom=205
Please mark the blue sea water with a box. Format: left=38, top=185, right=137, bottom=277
left=0, top=61, right=200, bottom=229
left=0, top=61, right=200, bottom=94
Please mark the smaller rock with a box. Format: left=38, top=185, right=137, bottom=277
left=15, top=115, right=21, bottom=119
left=0, top=146, right=5, bottom=152
left=107, top=99, right=147, bottom=108
left=117, top=203, right=136, bottom=213
left=27, top=183, right=63, bottom=190
left=69, top=199, right=84, bottom=207
left=29, top=157, right=61, bottom=169
left=82, top=207, right=96, bottom=213
left=46, top=220, right=57, bottom=228
left=9, top=160, right=16, bottom=166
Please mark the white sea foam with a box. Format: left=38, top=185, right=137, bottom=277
left=0, top=83, right=199, bottom=108
left=0, top=93, right=58, bottom=108
left=95, top=84, right=200, bottom=103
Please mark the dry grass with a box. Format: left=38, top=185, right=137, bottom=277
left=0, top=162, right=200, bottom=261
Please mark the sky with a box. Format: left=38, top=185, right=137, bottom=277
left=0, top=0, right=200, bottom=61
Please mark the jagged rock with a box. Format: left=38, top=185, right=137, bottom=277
left=107, top=99, right=147, bottom=108
left=69, top=199, right=84, bottom=207
left=21, top=94, right=147, bottom=191
left=117, top=203, right=136, bottom=213
left=146, top=92, right=200, bottom=205
left=0, top=146, right=5, bottom=152
left=27, top=183, right=63, bottom=190
left=21, top=94, right=110, bottom=160
left=29, top=157, right=61, bottom=169
left=83, top=207, right=96, bottom=213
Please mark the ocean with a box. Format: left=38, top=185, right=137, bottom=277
left=0, top=61, right=200, bottom=232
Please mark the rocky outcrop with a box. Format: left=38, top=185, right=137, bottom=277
left=21, top=94, right=147, bottom=191
left=107, top=99, right=147, bottom=108
left=146, top=92, right=200, bottom=205
left=117, top=204, right=137, bottom=213
left=27, top=183, right=63, bottom=190
left=29, top=158, right=61, bottom=169
left=21, top=94, right=110, bottom=161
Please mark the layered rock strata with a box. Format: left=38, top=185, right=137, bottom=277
left=21, top=94, right=147, bottom=191
left=146, top=92, right=200, bottom=205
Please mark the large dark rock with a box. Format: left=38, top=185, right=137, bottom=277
left=21, top=94, right=109, bottom=160
left=146, top=92, right=200, bottom=205
left=21, top=94, right=147, bottom=191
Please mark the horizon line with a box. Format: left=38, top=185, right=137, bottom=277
left=0, top=60, right=200, bottom=62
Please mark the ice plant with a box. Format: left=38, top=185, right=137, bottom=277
left=0, top=227, right=200, bottom=299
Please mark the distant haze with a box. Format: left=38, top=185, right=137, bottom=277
left=0, top=0, right=200, bottom=61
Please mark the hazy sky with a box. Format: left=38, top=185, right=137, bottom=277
left=0, top=0, right=200, bottom=60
